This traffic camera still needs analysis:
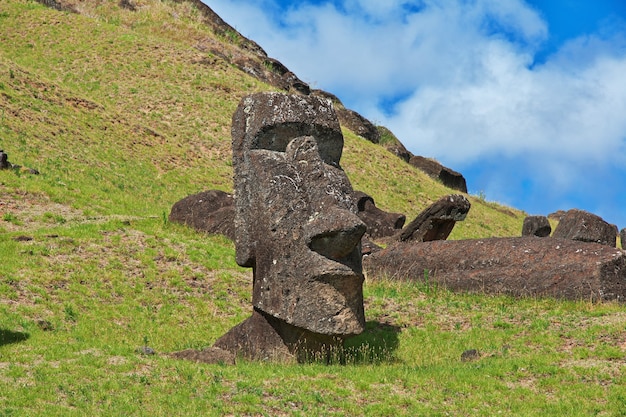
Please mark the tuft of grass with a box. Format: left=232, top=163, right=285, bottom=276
left=2, top=212, right=21, bottom=225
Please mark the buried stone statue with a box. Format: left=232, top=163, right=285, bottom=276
left=211, top=92, right=367, bottom=362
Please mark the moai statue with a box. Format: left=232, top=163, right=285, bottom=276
left=213, top=92, right=366, bottom=362
left=522, top=215, right=551, bottom=237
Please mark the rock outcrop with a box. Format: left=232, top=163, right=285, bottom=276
left=364, top=237, right=626, bottom=302
left=552, top=209, right=617, bottom=247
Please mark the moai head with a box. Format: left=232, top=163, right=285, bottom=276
left=231, top=92, right=366, bottom=337
left=0, top=150, right=9, bottom=169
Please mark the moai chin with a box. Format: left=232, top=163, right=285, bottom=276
left=214, top=92, right=366, bottom=362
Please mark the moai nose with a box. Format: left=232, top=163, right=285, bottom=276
left=307, top=210, right=366, bottom=260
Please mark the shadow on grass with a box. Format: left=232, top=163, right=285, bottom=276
left=337, top=320, right=402, bottom=365
left=0, top=329, right=30, bottom=347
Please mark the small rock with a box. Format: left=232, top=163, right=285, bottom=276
left=36, top=320, right=54, bottom=331
left=461, top=349, right=480, bottom=362
left=136, top=346, right=156, bottom=355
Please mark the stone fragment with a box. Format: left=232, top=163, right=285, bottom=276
left=522, top=215, right=552, bottom=237
left=354, top=191, right=405, bottom=239
left=169, top=190, right=235, bottom=240
left=214, top=92, right=366, bottom=362
left=396, top=194, right=470, bottom=242
left=552, top=209, right=617, bottom=247
left=364, top=237, right=626, bottom=302
left=461, top=349, right=480, bottom=362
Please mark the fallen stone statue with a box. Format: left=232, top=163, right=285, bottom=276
left=364, top=237, right=626, bottom=302
left=173, top=92, right=367, bottom=363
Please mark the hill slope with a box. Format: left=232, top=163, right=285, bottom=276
left=0, top=0, right=525, bottom=238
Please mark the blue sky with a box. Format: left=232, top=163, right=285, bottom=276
left=206, top=0, right=626, bottom=229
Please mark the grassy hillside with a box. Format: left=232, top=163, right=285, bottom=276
left=0, top=0, right=525, bottom=236
left=2, top=1, right=626, bottom=415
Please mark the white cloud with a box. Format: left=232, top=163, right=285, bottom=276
left=390, top=42, right=626, bottom=163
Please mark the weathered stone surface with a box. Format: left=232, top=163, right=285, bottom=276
left=409, top=155, right=468, bottom=193
left=354, top=191, right=405, bottom=239
left=552, top=209, right=617, bottom=247
left=364, top=237, right=626, bottom=302
left=168, top=190, right=235, bottom=240
left=335, top=108, right=380, bottom=144
left=217, top=92, right=366, bottom=361
left=522, top=215, right=552, bottom=237
left=396, top=194, right=470, bottom=242
left=231, top=92, right=344, bottom=171
left=621, top=228, right=626, bottom=250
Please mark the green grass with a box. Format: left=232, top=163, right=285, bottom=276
left=3, top=237, right=626, bottom=416
left=1, top=0, right=624, bottom=415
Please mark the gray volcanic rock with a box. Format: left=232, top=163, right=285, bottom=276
left=364, top=237, right=626, bottom=302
